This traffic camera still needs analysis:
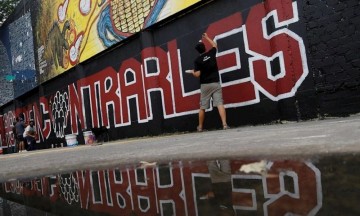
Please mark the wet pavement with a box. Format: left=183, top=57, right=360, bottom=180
left=0, top=115, right=360, bottom=215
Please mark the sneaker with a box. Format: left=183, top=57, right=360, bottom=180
left=223, top=125, right=230, bottom=130
left=197, top=126, right=203, bottom=132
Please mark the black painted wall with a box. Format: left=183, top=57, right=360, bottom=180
left=303, top=0, right=360, bottom=117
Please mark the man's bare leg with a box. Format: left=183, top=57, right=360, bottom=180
left=198, top=109, right=205, bottom=131
left=217, top=105, right=228, bottom=127
left=19, top=141, right=24, bottom=152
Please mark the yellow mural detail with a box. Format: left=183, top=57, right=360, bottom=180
left=36, top=0, right=199, bottom=83
left=172, top=0, right=201, bottom=13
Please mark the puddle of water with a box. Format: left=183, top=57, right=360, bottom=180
left=0, top=154, right=359, bottom=215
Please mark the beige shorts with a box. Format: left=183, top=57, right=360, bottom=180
left=200, top=82, right=224, bottom=109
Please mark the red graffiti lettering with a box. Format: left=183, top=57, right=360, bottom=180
left=97, top=67, right=122, bottom=128
left=142, top=47, right=175, bottom=118
left=69, top=83, right=85, bottom=134
left=246, top=0, right=308, bottom=101
left=118, top=58, right=148, bottom=125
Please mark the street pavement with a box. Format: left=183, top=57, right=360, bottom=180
left=0, top=115, right=359, bottom=182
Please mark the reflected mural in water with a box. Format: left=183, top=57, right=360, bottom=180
left=1, top=155, right=360, bottom=215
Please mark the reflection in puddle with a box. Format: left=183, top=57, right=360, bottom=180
left=0, top=155, right=359, bottom=215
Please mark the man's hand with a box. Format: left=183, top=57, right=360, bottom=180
left=202, top=33, right=217, bottom=48
left=185, top=69, right=200, bottom=78
left=202, top=33, right=209, bottom=40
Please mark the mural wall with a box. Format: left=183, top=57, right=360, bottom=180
left=1, top=0, right=313, bottom=149
left=1, top=0, right=360, bottom=150
left=34, top=0, right=200, bottom=83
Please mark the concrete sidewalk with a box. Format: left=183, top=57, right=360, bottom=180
left=0, top=115, right=359, bottom=182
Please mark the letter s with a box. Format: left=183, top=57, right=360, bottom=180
left=245, top=0, right=309, bottom=101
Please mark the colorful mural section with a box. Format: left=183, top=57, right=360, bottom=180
left=34, top=0, right=200, bottom=83
left=0, top=11, right=37, bottom=105
left=0, top=0, right=311, bottom=150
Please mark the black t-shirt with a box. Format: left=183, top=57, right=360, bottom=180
left=15, top=121, right=26, bottom=136
left=194, top=47, right=220, bottom=84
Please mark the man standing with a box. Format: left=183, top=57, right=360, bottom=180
left=15, top=117, right=26, bottom=153
left=188, top=33, right=229, bottom=132
left=12, top=121, right=17, bottom=153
